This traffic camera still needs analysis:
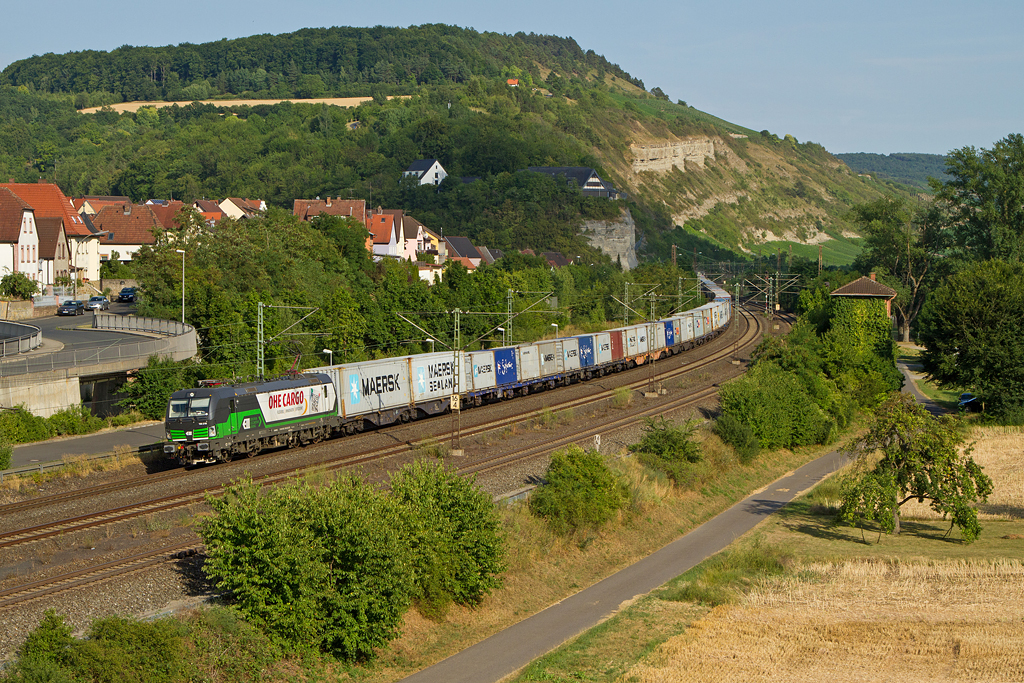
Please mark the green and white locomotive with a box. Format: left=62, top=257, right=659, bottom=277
left=163, top=373, right=339, bottom=466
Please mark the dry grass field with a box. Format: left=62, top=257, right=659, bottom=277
left=604, top=426, right=1024, bottom=683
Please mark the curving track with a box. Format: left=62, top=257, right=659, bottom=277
left=0, top=307, right=765, bottom=609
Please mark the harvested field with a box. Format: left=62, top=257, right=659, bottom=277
left=901, top=426, right=1024, bottom=522
left=621, top=558, right=1024, bottom=682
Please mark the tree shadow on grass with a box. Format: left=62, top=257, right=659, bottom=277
left=775, top=502, right=971, bottom=545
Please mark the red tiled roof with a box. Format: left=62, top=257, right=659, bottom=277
left=0, top=187, right=32, bottom=242
left=194, top=199, right=222, bottom=214
left=367, top=213, right=396, bottom=244
left=90, top=204, right=162, bottom=245
left=0, top=182, right=89, bottom=237
left=451, top=256, right=477, bottom=270
left=293, top=197, right=367, bottom=222
left=35, top=216, right=66, bottom=257
left=148, top=200, right=185, bottom=230
left=830, top=276, right=897, bottom=299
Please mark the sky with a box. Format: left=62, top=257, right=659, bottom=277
left=2, top=0, right=1021, bottom=155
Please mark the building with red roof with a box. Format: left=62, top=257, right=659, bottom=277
left=1, top=181, right=104, bottom=283
left=89, top=203, right=163, bottom=262
left=0, top=187, right=40, bottom=287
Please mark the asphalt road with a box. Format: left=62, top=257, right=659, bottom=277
left=10, top=422, right=166, bottom=469
left=402, top=447, right=848, bottom=683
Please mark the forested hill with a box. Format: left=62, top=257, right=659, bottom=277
left=0, top=25, right=644, bottom=103
left=0, top=25, right=901, bottom=262
left=835, top=152, right=948, bottom=192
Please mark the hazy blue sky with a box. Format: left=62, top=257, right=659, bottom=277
left=2, top=0, right=1020, bottom=155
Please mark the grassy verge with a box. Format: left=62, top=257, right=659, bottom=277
left=511, top=426, right=1024, bottom=682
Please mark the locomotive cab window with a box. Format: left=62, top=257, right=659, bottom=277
left=188, top=397, right=211, bottom=417
left=168, top=399, right=189, bottom=419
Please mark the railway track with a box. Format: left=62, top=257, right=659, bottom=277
left=0, top=307, right=765, bottom=608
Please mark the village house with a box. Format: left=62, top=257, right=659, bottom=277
left=526, top=167, right=621, bottom=199
left=35, top=216, right=71, bottom=288
left=219, top=197, right=265, bottom=220
left=403, top=159, right=448, bottom=186
left=89, top=203, right=164, bottom=262
left=367, top=208, right=400, bottom=260
left=0, top=188, right=40, bottom=287
left=1, top=181, right=102, bottom=283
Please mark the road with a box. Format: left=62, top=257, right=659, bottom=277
left=401, top=447, right=848, bottom=683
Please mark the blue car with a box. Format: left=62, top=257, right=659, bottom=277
left=57, top=300, right=85, bottom=316
left=957, top=393, right=982, bottom=412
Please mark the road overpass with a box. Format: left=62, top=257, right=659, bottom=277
left=0, top=314, right=197, bottom=417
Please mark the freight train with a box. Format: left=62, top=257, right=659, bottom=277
left=164, top=273, right=731, bottom=466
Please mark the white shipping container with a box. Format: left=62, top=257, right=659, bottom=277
left=341, top=357, right=413, bottom=417
left=409, top=352, right=460, bottom=401
left=537, top=341, right=562, bottom=377
left=518, top=344, right=541, bottom=380
left=593, top=332, right=612, bottom=365
left=562, top=337, right=581, bottom=371
left=467, top=350, right=497, bottom=391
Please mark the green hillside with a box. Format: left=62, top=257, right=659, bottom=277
left=0, top=25, right=907, bottom=262
left=835, top=152, right=948, bottom=192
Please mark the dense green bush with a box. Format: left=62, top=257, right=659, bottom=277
left=389, top=461, right=506, bottom=619
left=628, top=417, right=704, bottom=486
left=719, top=362, right=837, bottom=450
left=7, top=610, right=188, bottom=683
left=0, top=406, right=50, bottom=443
left=46, top=405, right=105, bottom=436
left=0, top=441, right=11, bottom=470
left=529, top=445, right=628, bottom=534
left=713, top=413, right=760, bottom=463
left=198, top=476, right=414, bottom=661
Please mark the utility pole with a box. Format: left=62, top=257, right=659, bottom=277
left=257, top=302, right=265, bottom=379
left=671, top=244, right=677, bottom=268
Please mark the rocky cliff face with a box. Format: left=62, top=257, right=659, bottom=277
left=583, top=207, right=638, bottom=270
left=630, top=138, right=716, bottom=173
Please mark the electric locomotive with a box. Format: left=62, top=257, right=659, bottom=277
left=164, top=373, right=338, bottom=466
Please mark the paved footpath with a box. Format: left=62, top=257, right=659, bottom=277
left=10, top=422, right=164, bottom=469
left=402, top=447, right=847, bottom=683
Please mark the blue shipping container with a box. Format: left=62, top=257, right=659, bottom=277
left=495, top=348, right=518, bottom=385
left=577, top=335, right=595, bottom=367
left=663, top=321, right=675, bottom=347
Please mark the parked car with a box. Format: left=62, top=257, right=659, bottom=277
left=117, top=287, right=137, bottom=303
left=958, top=392, right=983, bottom=412
left=86, top=296, right=110, bottom=311
left=57, top=300, right=86, bottom=316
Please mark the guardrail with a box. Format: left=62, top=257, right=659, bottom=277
left=0, top=321, right=43, bottom=359
left=94, top=314, right=191, bottom=336
left=0, top=316, right=197, bottom=378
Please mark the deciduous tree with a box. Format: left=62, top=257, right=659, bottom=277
left=839, top=393, right=993, bottom=543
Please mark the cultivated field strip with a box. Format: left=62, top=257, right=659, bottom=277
left=0, top=308, right=765, bottom=607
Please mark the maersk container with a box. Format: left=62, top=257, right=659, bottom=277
left=593, top=332, right=613, bottom=366
left=341, top=357, right=414, bottom=417
left=537, top=341, right=563, bottom=377
left=518, top=344, right=541, bottom=381
left=468, top=350, right=497, bottom=391
left=494, top=348, right=518, bottom=385
left=410, top=352, right=460, bottom=401
left=577, top=335, right=595, bottom=368
left=562, top=337, right=581, bottom=371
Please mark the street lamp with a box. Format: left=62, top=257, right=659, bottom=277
left=175, top=249, right=185, bottom=324
left=322, top=348, right=333, bottom=366
left=551, top=323, right=558, bottom=339
left=426, top=337, right=435, bottom=354
left=496, top=327, right=504, bottom=346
